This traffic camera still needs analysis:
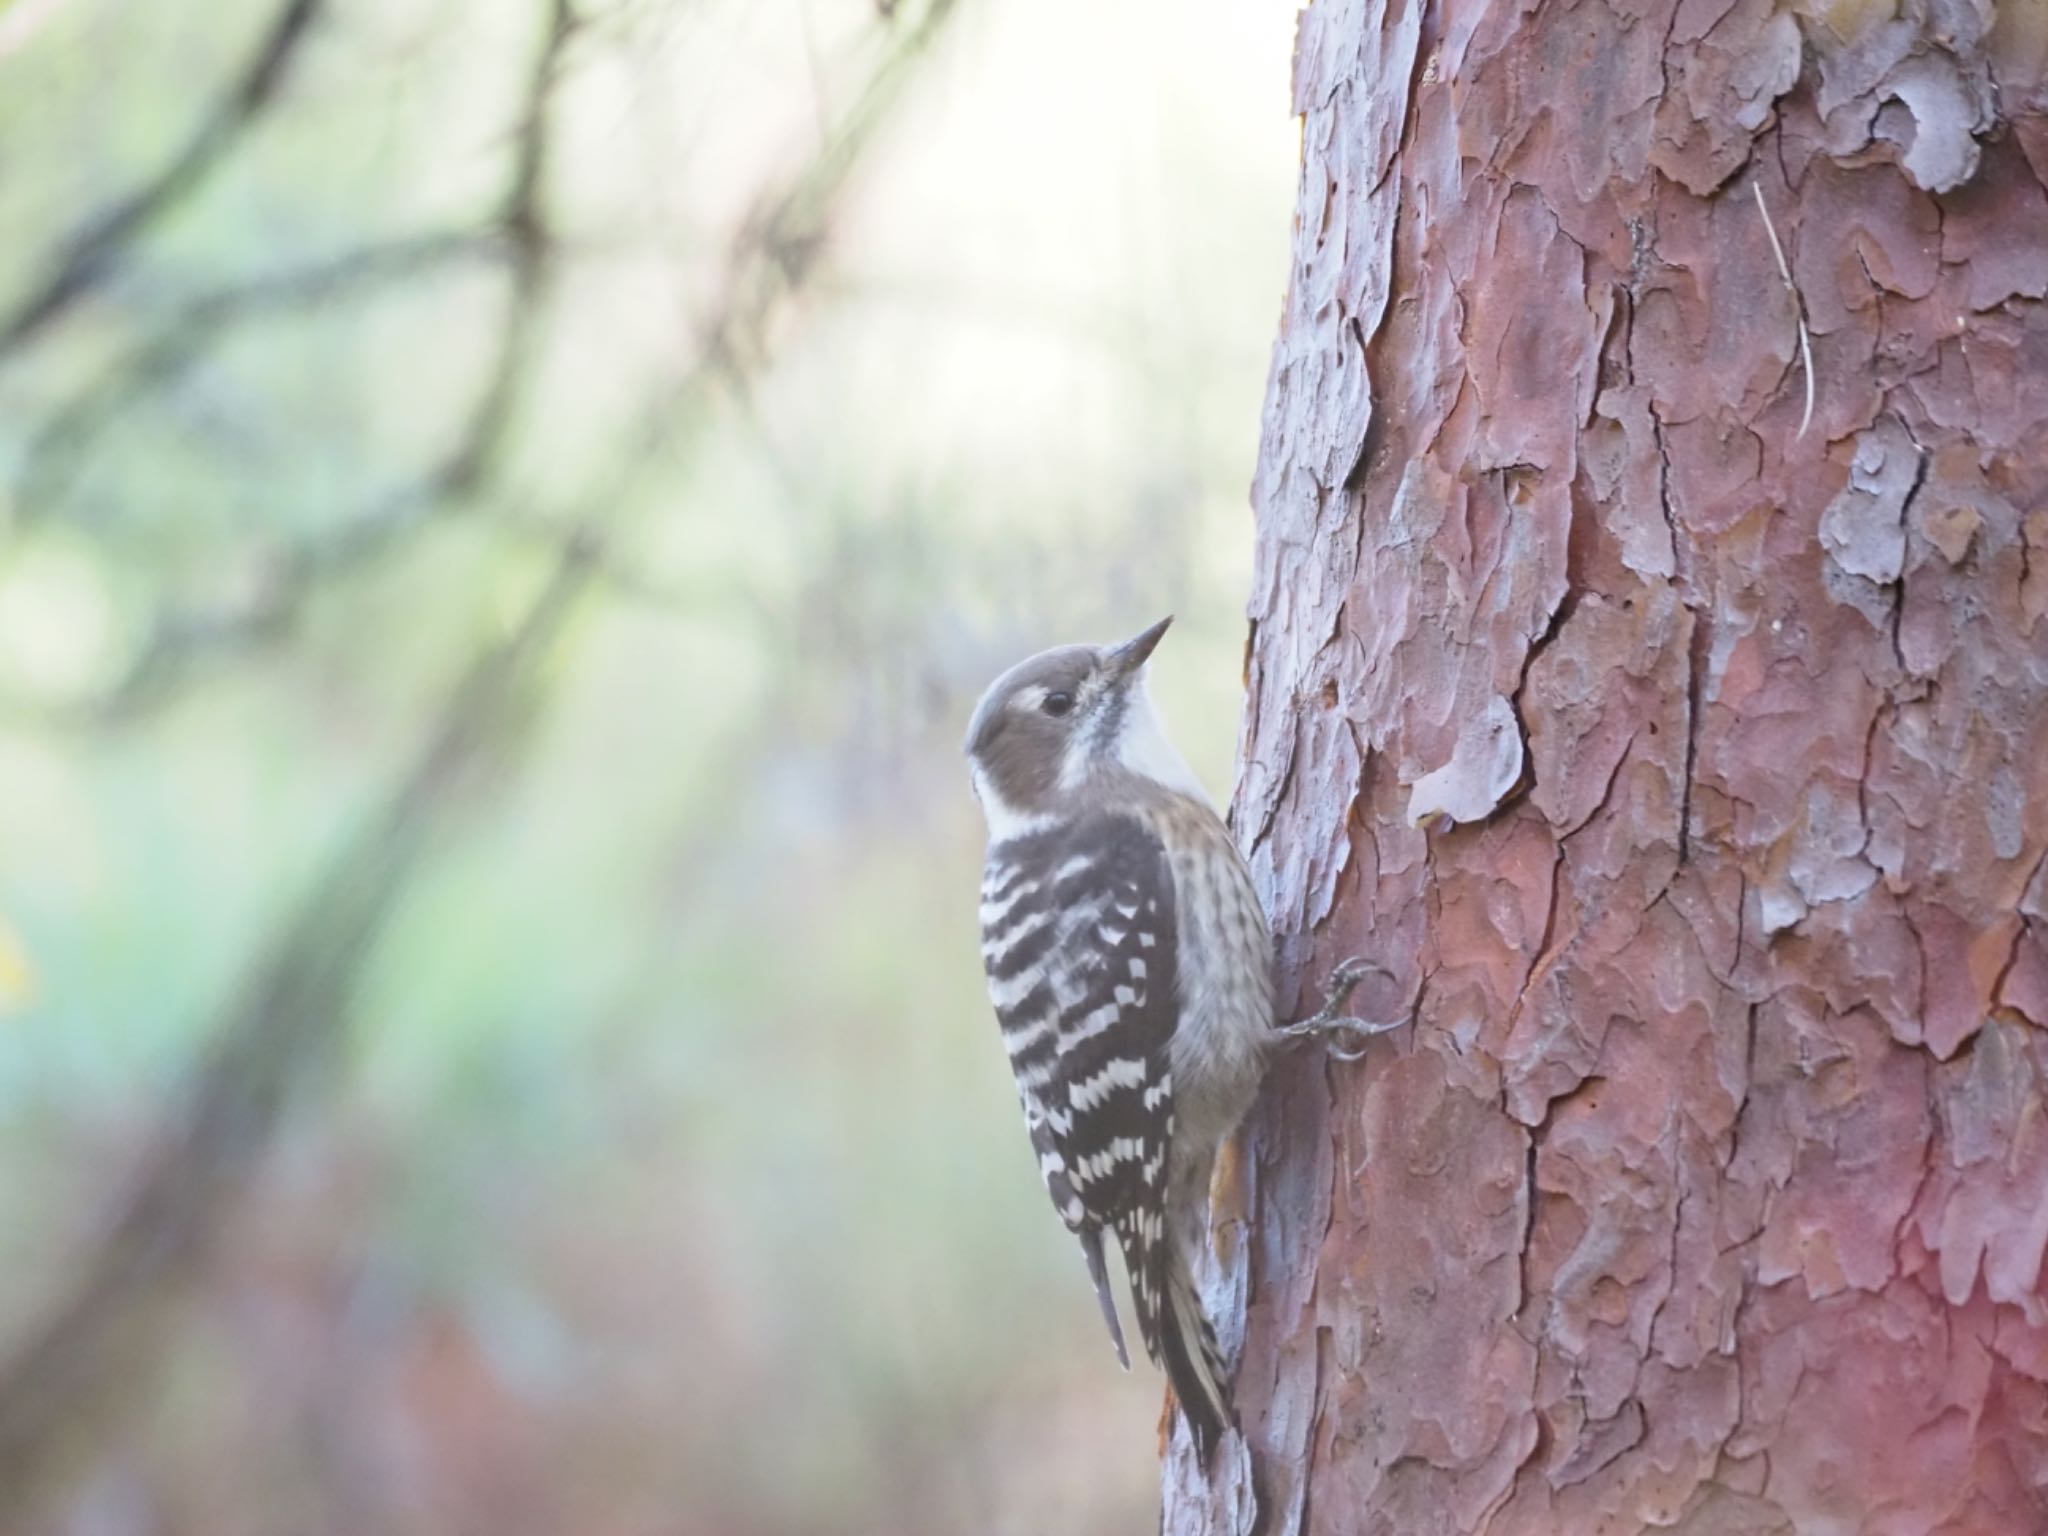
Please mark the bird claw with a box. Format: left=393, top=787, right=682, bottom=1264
left=1313, top=1014, right=1409, bottom=1061
left=1276, top=956, right=1407, bottom=1058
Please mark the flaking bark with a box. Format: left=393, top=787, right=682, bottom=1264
left=1168, top=2, right=2048, bottom=1531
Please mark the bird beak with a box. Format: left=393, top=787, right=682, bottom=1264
left=1105, top=615, right=1172, bottom=680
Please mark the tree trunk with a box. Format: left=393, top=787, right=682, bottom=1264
left=1167, top=3, right=2048, bottom=1532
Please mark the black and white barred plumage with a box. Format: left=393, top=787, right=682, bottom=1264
left=981, top=813, right=1177, bottom=1371
left=965, top=618, right=1271, bottom=1456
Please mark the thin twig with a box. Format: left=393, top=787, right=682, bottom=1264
left=1752, top=179, right=1814, bottom=441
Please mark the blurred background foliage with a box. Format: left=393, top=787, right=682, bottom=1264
left=0, top=0, right=1298, bottom=1530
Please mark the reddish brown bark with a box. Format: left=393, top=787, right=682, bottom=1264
left=1168, top=2, right=2048, bottom=1532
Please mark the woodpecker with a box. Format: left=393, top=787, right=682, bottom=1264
left=965, top=616, right=1384, bottom=1456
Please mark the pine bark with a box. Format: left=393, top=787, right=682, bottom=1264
left=1166, top=3, right=2048, bottom=1532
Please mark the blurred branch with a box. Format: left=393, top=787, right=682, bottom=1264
left=494, top=508, right=776, bottom=624
left=0, top=0, right=580, bottom=1506
left=0, top=0, right=325, bottom=356
left=553, top=0, right=961, bottom=549
left=7, top=0, right=961, bottom=726
left=704, top=0, right=957, bottom=382
left=0, top=528, right=601, bottom=1524
left=14, top=0, right=586, bottom=528
left=460, top=0, right=575, bottom=488
left=0, top=2, right=964, bottom=1517
left=21, top=0, right=577, bottom=724
left=15, top=228, right=510, bottom=522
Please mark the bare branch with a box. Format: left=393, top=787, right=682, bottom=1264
left=9, top=0, right=964, bottom=724
left=0, top=0, right=326, bottom=355
left=453, top=0, right=577, bottom=487
left=21, top=0, right=580, bottom=723
left=14, top=229, right=508, bottom=522
left=0, top=10, right=593, bottom=1499
left=0, top=529, right=600, bottom=1525
left=0, top=12, right=969, bottom=1512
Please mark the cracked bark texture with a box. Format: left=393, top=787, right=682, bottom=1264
left=1164, top=2, right=2048, bottom=1532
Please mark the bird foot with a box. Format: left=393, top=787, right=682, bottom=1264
left=1275, top=956, right=1407, bottom=1061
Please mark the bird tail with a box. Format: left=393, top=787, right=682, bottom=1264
left=1078, top=1225, right=1131, bottom=1369
left=1158, top=1248, right=1234, bottom=1456
left=1115, top=1214, right=1234, bottom=1457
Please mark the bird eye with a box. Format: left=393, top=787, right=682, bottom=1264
left=1042, top=690, right=1075, bottom=718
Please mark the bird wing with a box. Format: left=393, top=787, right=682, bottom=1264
left=980, top=812, right=1177, bottom=1365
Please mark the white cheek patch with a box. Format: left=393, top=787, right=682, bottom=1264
left=972, top=763, right=1052, bottom=843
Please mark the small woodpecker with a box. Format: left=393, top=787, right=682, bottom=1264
left=964, top=616, right=1388, bottom=1456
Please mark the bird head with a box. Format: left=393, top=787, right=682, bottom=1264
left=963, top=616, right=1205, bottom=838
